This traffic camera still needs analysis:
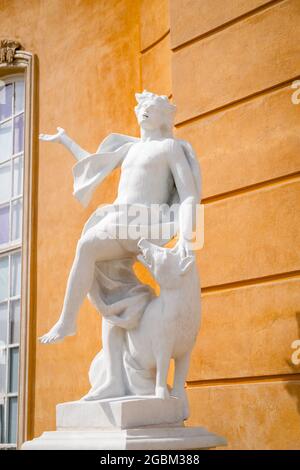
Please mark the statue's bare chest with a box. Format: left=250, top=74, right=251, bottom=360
left=121, top=142, right=169, bottom=172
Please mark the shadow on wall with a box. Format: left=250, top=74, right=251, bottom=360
left=285, top=311, right=300, bottom=416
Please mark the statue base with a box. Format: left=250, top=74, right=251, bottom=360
left=21, top=396, right=227, bottom=450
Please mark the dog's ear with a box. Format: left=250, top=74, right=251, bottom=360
left=179, top=255, right=194, bottom=275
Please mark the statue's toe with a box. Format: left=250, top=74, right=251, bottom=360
left=38, top=332, right=62, bottom=344
left=38, top=334, right=48, bottom=343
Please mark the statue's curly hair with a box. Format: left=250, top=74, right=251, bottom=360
left=134, top=90, right=176, bottom=136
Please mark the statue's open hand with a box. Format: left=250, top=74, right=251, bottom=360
left=39, top=126, right=65, bottom=143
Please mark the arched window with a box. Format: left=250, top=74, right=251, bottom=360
left=0, top=74, right=25, bottom=447
left=0, top=44, right=36, bottom=449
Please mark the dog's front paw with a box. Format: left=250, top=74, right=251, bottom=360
left=155, top=386, right=170, bottom=399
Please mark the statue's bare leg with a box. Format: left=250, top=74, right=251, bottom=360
left=82, top=319, right=126, bottom=400
left=39, top=226, right=131, bottom=344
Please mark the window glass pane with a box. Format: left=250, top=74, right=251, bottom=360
left=11, top=199, right=23, bottom=242
left=13, top=113, right=24, bottom=154
left=10, top=299, right=20, bottom=344
left=0, top=302, right=8, bottom=346
left=0, top=204, right=10, bottom=246
left=0, top=256, right=9, bottom=301
left=0, top=348, right=7, bottom=394
left=15, top=81, right=24, bottom=114
left=8, top=396, right=18, bottom=444
left=0, top=119, right=13, bottom=163
left=0, top=401, right=4, bottom=443
left=0, top=83, right=13, bottom=121
left=12, top=156, right=23, bottom=197
left=0, top=161, right=12, bottom=203
left=10, top=251, right=21, bottom=298
left=9, top=347, right=19, bottom=393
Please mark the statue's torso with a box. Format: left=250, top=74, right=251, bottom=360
left=116, top=140, right=174, bottom=206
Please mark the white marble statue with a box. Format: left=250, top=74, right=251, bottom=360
left=39, top=90, right=202, bottom=418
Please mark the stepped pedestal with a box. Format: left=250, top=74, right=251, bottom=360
left=22, top=396, right=227, bottom=450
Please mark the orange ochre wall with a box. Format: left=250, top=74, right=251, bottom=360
left=1, top=0, right=300, bottom=449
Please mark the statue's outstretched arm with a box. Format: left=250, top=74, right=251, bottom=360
left=39, top=127, right=90, bottom=161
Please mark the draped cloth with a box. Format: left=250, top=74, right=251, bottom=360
left=71, top=133, right=201, bottom=395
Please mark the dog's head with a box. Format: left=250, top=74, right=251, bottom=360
left=137, top=238, right=194, bottom=287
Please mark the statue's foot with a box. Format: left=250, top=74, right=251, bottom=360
left=39, top=320, right=76, bottom=344
left=81, top=379, right=125, bottom=401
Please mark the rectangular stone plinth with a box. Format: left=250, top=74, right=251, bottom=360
left=56, top=396, right=184, bottom=430
left=22, top=397, right=227, bottom=450
left=22, top=426, right=227, bottom=450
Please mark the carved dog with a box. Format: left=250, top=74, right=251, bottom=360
left=125, top=238, right=201, bottom=419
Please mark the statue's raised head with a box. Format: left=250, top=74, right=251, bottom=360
left=134, top=90, right=177, bottom=137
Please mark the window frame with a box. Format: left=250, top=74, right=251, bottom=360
left=0, top=49, right=37, bottom=449
left=0, top=74, right=25, bottom=250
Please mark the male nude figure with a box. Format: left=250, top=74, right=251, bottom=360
left=39, top=91, right=199, bottom=400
